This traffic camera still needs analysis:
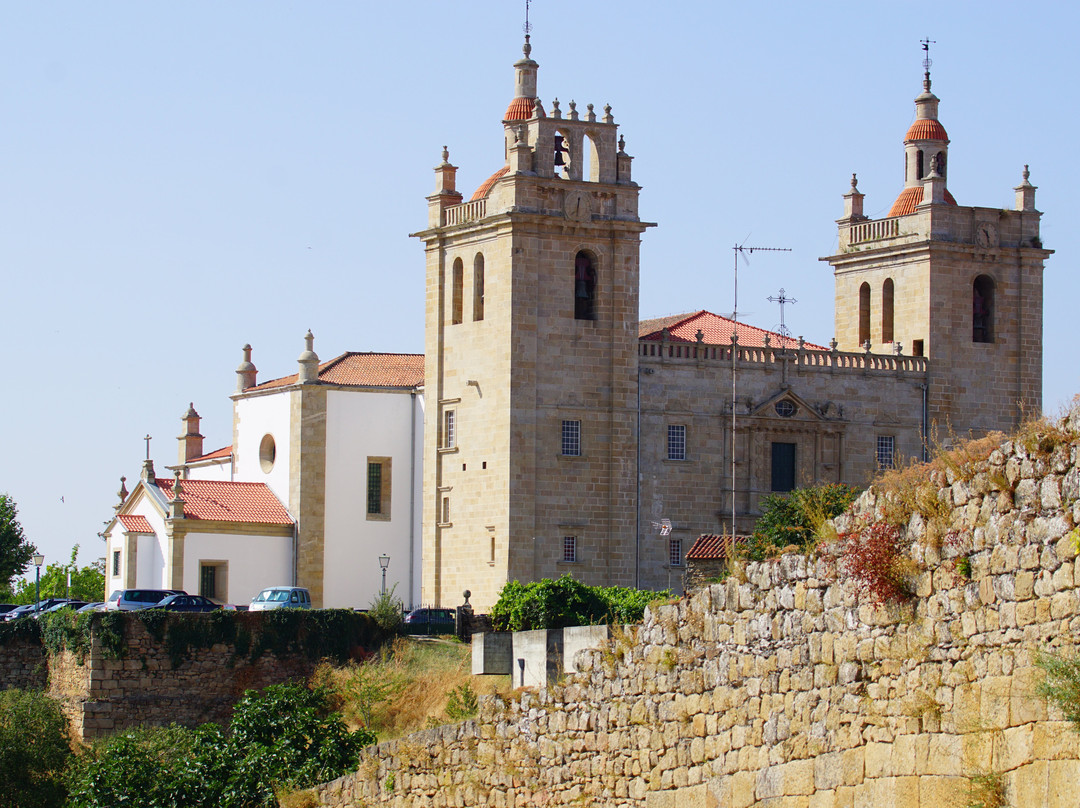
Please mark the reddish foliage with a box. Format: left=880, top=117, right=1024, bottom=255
left=838, top=522, right=910, bottom=606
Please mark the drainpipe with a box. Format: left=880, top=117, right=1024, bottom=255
left=920, top=382, right=929, bottom=462
left=408, top=390, right=418, bottom=611
left=635, top=366, right=641, bottom=589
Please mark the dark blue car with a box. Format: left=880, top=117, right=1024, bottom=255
left=149, top=594, right=220, bottom=613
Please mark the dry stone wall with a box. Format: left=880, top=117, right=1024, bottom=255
left=310, top=411, right=1080, bottom=807
left=0, top=636, right=47, bottom=691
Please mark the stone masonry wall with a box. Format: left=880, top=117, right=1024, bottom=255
left=310, top=408, right=1080, bottom=807
left=0, top=636, right=47, bottom=691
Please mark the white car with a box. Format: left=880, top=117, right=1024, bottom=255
left=249, top=586, right=312, bottom=611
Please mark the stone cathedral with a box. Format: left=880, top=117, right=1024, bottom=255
left=414, top=38, right=1051, bottom=610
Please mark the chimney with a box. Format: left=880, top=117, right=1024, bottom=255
left=297, top=330, right=320, bottom=384
left=236, top=344, right=257, bottom=392
left=178, top=403, right=204, bottom=464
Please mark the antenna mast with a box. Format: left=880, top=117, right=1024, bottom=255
left=729, top=243, right=791, bottom=537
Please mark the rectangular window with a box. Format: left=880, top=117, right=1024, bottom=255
left=669, top=538, right=683, bottom=567
left=876, top=435, right=896, bottom=470
left=771, top=442, right=797, bottom=492
left=912, top=339, right=924, bottom=357
left=561, top=420, right=581, bottom=456
left=366, top=457, right=392, bottom=520
left=563, top=536, right=577, bottom=563
left=667, top=424, right=687, bottom=460
left=200, top=564, right=217, bottom=600
left=112, top=550, right=121, bottom=577
left=441, top=496, right=451, bottom=525
left=443, top=410, right=456, bottom=449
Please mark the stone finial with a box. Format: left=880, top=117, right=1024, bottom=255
left=169, top=471, right=185, bottom=519
left=551, top=98, right=561, bottom=119
left=863, top=340, right=872, bottom=353
left=568, top=100, right=578, bottom=121
left=842, top=173, right=866, bottom=221
left=603, top=104, right=613, bottom=124
left=830, top=338, right=838, bottom=352
left=618, top=135, right=625, bottom=153
left=798, top=336, right=805, bottom=350
left=695, top=329, right=705, bottom=344
left=894, top=341, right=904, bottom=355
left=236, top=343, right=257, bottom=393
left=440, top=146, right=450, bottom=165
left=586, top=103, right=596, bottom=122
left=522, top=33, right=531, bottom=59
left=851, top=173, right=858, bottom=190
left=1014, top=164, right=1037, bottom=212
left=114, top=476, right=128, bottom=512
left=534, top=98, right=546, bottom=117
left=298, top=330, right=320, bottom=384
left=763, top=333, right=771, bottom=348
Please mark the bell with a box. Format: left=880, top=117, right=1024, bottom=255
left=553, top=135, right=566, bottom=167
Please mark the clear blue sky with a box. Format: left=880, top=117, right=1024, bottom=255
left=2, top=1, right=1076, bottom=576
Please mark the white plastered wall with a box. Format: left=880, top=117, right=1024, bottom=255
left=232, top=391, right=292, bottom=504
left=181, top=531, right=292, bottom=605
left=322, top=388, right=423, bottom=610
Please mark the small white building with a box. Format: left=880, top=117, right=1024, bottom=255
left=104, top=333, right=424, bottom=609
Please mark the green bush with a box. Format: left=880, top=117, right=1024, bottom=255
left=367, top=584, right=404, bottom=634
left=0, top=689, right=71, bottom=808
left=1036, top=650, right=1080, bottom=731
left=490, top=575, right=669, bottom=631
left=746, top=483, right=859, bottom=560
left=66, top=682, right=376, bottom=808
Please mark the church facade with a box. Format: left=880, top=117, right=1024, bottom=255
left=416, top=39, right=1050, bottom=608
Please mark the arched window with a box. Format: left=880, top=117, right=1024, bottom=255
left=583, top=133, right=601, bottom=182
left=916, top=150, right=925, bottom=180
left=934, top=151, right=946, bottom=179
left=451, top=258, right=463, bottom=325
left=553, top=131, right=571, bottom=179
left=881, top=278, right=894, bottom=343
left=473, top=253, right=485, bottom=322
left=574, top=251, right=597, bottom=321
left=858, top=282, right=871, bottom=346
left=973, top=275, right=994, bottom=343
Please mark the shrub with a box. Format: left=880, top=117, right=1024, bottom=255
left=747, top=483, right=859, bottom=560
left=66, top=682, right=376, bottom=808
left=837, top=521, right=912, bottom=606
left=367, top=584, right=404, bottom=635
left=0, top=689, right=70, bottom=808
left=490, top=575, right=669, bottom=631
left=1035, top=650, right=1080, bottom=731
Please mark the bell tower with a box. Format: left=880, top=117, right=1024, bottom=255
left=414, top=35, right=654, bottom=610
left=825, top=53, right=1052, bottom=438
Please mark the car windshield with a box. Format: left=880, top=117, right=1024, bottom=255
left=255, top=589, right=289, bottom=602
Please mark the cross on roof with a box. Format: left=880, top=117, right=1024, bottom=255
left=143, top=434, right=152, bottom=460
left=767, top=288, right=797, bottom=341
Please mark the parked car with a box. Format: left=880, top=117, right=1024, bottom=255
left=148, top=594, right=220, bottom=613
left=4, top=599, right=72, bottom=621
left=76, top=602, right=105, bottom=613
left=36, top=600, right=88, bottom=616
left=403, top=607, right=456, bottom=635
left=0, top=604, right=19, bottom=616
left=105, top=589, right=186, bottom=611
left=249, top=586, right=311, bottom=611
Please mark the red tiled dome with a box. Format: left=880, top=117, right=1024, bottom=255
left=504, top=96, right=534, bottom=121
left=904, top=119, right=949, bottom=142
left=470, top=166, right=509, bottom=202
left=888, top=186, right=958, bottom=217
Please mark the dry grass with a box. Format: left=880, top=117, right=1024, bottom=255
left=313, top=637, right=512, bottom=741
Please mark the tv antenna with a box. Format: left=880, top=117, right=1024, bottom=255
left=766, top=287, right=798, bottom=346
left=729, top=243, right=790, bottom=536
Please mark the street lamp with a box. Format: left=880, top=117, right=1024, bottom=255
left=378, top=554, right=390, bottom=596
left=32, top=553, right=44, bottom=613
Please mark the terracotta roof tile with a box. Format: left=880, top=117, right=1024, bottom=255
left=156, top=478, right=293, bottom=525
left=118, top=514, right=154, bottom=533
left=190, top=446, right=232, bottom=462
left=904, top=119, right=949, bottom=142
left=470, top=166, right=509, bottom=202
left=504, top=97, right=535, bottom=121
left=250, top=352, right=424, bottom=392
left=685, top=534, right=748, bottom=561
left=639, top=310, right=827, bottom=351
left=887, top=186, right=958, bottom=217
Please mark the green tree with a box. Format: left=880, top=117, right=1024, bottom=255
left=746, top=483, right=859, bottom=560
left=0, top=688, right=71, bottom=808
left=491, top=574, right=670, bottom=631
left=8, top=545, right=105, bottom=605
left=0, top=494, right=34, bottom=594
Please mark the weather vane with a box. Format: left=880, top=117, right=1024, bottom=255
left=921, top=37, right=935, bottom=73
left=524, top=0, right=532, bottom=36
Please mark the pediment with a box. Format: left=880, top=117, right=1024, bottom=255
left=749, top=389, right=826, bottom=422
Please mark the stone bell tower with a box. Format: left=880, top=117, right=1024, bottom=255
left=414, top=35, right=654, bottom=610
left=825, top=59, right=1052, bottom=439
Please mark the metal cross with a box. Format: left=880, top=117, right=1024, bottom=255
left=143, top=434, right=152, bottom=460
left=767, top=288, right=797, bottom=341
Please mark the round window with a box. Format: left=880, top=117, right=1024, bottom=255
left=259, top=434, right=276, bottom=472
left=775, top=400, right=797, bottom=418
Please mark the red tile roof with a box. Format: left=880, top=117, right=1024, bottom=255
left=504, top=97, right=534, bottom=121
left=156, top=478, right=293, bottom=525
left=250, top=352, right=424, bottom=392
left=904, top=119, right=949, bottom=142
left=639, top=311, right=827, bottom=351
left=118, top=514, right=154, bottom=533
left=686, top=534, right=748, bottom=561
left=190, top=446, right=232, bottom=462
left=470, top=166, right=509, bottom=202
left=887, top=186, right=958, bottom=217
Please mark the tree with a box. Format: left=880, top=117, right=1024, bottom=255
left=7, top=545, right=105, bottom=605
left=0, top=494, right=34, bottom=594
left=747, top=483, right=860, bottom=560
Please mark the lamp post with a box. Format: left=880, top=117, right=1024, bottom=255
left=32, top=553, right=44, bottom=613
left=378, top=554, right=390, bottom=596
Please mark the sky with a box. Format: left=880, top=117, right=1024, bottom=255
left=2, top=1, right=1077, bottom=576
